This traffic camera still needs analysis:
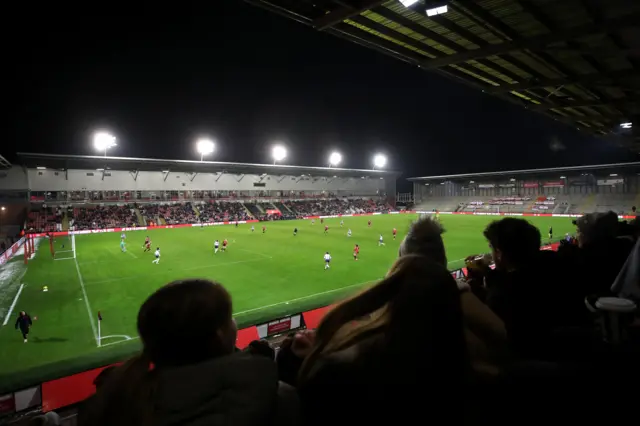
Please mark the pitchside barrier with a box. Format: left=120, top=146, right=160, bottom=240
left=0, top=210, right=635, bottom=417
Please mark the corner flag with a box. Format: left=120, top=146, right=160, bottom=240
left=98, top=311, right=102, bottom=321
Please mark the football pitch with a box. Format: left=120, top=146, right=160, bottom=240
left=0, top=214, right=574, bottom=389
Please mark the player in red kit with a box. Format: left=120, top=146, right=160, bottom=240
left=143, top=236, right=151, bottom=252
left=368, top=220, right=371, bottom=227
left=392, top=228, right=397, bottom=240
left=222, top=239, right=228, bottom=252
left=324, top=225, right=329, bottom=234
left=320, top=218, right=324, bottom=224
left=353, top=244, right=360, bottom=260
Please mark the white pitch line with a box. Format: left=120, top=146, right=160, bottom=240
left=74, top=258, right=99, bottom=345
left=2, top=283, right=25, bottom=326
left=86, top=258, right=270, bottom=286
left=99, top=336, right=140, bottom=348
left=233, top=278, right=378, bottom=316
left=447, top=258, right=466, bottom=265
left=126, top=251, right=139, bottom=259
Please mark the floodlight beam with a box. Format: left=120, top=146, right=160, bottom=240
left=93, top=131, right=117, bottom=157
left=373, top=153, right=387, bottom=169
left=196, top=138, right=215, bottom=161
left=329, top=151, right=342, bottom=167
left=272, top=145, right=287, bottom=165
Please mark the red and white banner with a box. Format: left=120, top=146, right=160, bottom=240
left=0, top=237, right=26, bottom=267
left=524, top=182, right=539, bottom=188
left=543, top=181, right=565, bottom=187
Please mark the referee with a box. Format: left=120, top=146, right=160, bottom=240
left=15, top=311, right=32, bottom=343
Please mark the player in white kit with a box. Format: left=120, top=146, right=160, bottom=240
left=152, top=248, right=161, bottom=264
left=378, top=234, right=385, bottom=246
left=323, top=252, right=332, bottom=270
left=214, top=240, right=220, bottom=254
left=340, top=220, right=344, bottom=227
left=347, top=229, right=352, bottom=237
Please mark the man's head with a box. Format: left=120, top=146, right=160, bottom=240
left=398, top=215, right=446, bottom=266
left=575, top=211, right=619, bottom=247
left=483, top=218, right=541, bottom=270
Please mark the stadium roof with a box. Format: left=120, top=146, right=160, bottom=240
left=407, top=160, right=640, bottom=181
left=245, top=0, right=640, bottom=150
left=15, top=153, right=400, bottom=178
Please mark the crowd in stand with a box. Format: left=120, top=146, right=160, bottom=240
left=284, top=198, right=392, bottom=217
left=77, top=211, right=640, bottom=426
left=198, top=201, right=251, bottom=223
left=158, top=203, right=197, bottom=225
left=72, top=206, right=137, bottom=230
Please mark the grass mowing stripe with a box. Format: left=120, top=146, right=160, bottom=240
left=84, top=258, right=270, bottom=286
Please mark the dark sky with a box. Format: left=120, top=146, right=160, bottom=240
left=8, top=1, right=639, bottom=185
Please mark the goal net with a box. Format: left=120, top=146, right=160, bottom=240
left=53, top=233, right=76, bottom=261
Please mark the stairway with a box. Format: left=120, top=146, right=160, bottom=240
left=192, top=204, right=200, bottom=218
left=134, top=208, right=146, bottom=226
left=62, top=212, right=70, bottom=231
left=274, top=202, right=292, bottom=214
left=244, top=203, right=263, bottom=218
left=580, top=194, right=597, bottom=214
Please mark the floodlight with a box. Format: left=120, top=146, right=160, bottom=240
left=400, top=0, right=420, bottom=6
left=373, top=153, right=387, bottom=169
left=426, top=4, right=448, bottom=16
left=329, top=151, right=342, bottom=167
left=620, top=122, right=632, bottom=129
left=272, top=145, right=287, bottom=164
left=1, top=206, right=5, bottom=211
left=93, top=131, right=117, bottom=156
left=196, top=138, right=215, bottom=161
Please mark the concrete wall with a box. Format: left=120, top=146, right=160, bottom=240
left=0, top=166, right=390, bottom=196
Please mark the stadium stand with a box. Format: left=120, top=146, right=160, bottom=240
left=3, top=155, right=640, bottom=425
left=26, top=207, right=62, bottom=232
left=197, top=201, right=251, bottom=222
left=71, top=206, right=137, bottom=230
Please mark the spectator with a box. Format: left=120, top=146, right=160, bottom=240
left=81, top=279, right=297, bottom=426
left=478, top=218, right=579, bottom=358
left=570, top=212, right=635, bottom=296
left=297, top=254, right=469, bottom=426
left=399, top=216, right=508, bottom=377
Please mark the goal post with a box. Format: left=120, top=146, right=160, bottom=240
left=51, top=233, right=76, bottom=261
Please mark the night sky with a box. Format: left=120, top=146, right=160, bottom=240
left=8, top=1, right=639, bottom=187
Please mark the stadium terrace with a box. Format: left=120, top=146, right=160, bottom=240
left=0, top=154, right=639, bottom=423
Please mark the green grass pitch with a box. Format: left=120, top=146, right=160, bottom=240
left=0, top=214, right=574, bottom=388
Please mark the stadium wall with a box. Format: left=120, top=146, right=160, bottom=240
left=1, top=167, right=388, bottom=194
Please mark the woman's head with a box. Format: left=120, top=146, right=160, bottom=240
left=300, top=254, right=467, bottom=381
left=138, top=279, right=236, bottom=367
left=398, top=216, right=446, bottom=265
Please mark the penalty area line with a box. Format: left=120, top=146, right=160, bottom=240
left=2, top=283, right=25, bottom=326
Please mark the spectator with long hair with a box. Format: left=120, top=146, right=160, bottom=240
left=399, top=216, right=509, bottom=377
left=297, top=254, right=470, bottom=425
left=80, top=279, right=296, bottom=426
